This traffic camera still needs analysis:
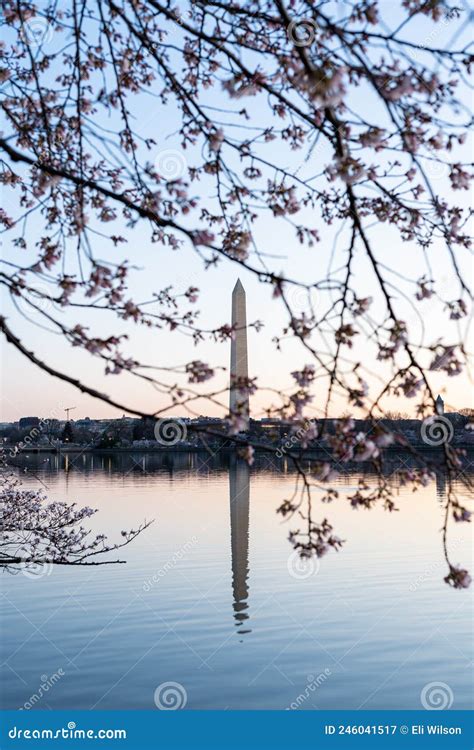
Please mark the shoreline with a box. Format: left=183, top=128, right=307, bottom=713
left=14, top=444, right=474, bottom=455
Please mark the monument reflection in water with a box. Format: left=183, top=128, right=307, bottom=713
left=229, top=457, right=251, bottom=635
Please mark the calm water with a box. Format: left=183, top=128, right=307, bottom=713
left=1, top=452, right=472, bottom=711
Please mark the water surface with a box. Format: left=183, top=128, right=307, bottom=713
left=1, top=452, right=472, bottom=711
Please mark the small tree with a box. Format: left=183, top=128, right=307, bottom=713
left=0, top=471, right=151, bottom=572
left=61, top=421, right=74, bottom=443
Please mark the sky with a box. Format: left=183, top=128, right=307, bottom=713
left=0, top=2, right=473, bottom=422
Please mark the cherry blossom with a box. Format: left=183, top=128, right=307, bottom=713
left=0, top=0, right=470, bottom=588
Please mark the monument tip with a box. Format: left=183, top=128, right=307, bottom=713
left=233, top=278, right=245, bottom=294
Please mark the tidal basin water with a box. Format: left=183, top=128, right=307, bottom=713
left=1, top=452, right=472, bottom=711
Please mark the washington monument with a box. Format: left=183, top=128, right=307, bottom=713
left=230, top=279, right=249, bottom=426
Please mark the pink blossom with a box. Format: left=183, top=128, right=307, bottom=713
left=415, top=277, right=434, bottom=300
left=453, top=507, right=471, bottom=523
left=239, top=445, right=255, bottom=466
left=185, top=360, right=214, bottom=383
left=209, top=129, right=224, bottom=153
left=312, top=462, right=337, bottom=482
left=192, top=230, right=215, bottom=246
left=447, top=299, right=467, bottom=320
left=429, top=346, right=463, bottom=377
left=352, top=297, right=372, bottom=316
left=327, top=156, right=366, bottom=185
left=449, top=164, right=471, bottom=190
left=291, top=365, right=316, bottom=387
left=222, top=228, right=251, bottom=261
left=444, top=566, right=471, bottom=589
left=359, top=128, right=386, bottom=149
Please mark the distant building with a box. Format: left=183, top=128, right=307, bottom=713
left=435, top=395, right=444, bottom=415
left=19, top=417, right=40, bottom=428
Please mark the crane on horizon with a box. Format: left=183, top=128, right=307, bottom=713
left=64, top=406, right=76, bottom=421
